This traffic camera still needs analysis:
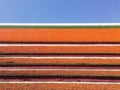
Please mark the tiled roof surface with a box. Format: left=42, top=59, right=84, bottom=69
left=0, top=25, right=120, bottom=89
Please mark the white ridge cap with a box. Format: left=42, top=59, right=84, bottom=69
left=0, top=23, right=120, bottom=26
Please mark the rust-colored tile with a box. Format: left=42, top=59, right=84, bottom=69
left=0, top=57, right=120, bottom=65
left=0, top=28, right=120, bottom=42
left=1, top=44, right=120, bottom=53
left=0, top=83, right=120, bottom=90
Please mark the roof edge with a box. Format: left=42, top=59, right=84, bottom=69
left=0, top=23, right=120, bottom=28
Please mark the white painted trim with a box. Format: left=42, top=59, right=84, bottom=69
left=1, top=44, right=120, bottom=46
left=0, top=69, right=120, bottom=71
left=1, top=56, right=120, bottom=59
left=0, top=82, right=120, bottom=84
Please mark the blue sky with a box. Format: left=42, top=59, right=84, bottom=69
left=0, top=0, right=120, bottom=23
